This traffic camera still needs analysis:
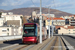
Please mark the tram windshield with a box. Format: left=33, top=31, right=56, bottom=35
left=23, top=26, right=35, bottom=37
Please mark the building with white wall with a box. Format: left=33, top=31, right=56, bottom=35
left=0, top=26, right=22, bottom=36
left=55, top=25, right=75, bottom=34
left=60, top=16, right=71, bottom=19
left=0, top=18, right=4, bottom=26
left=2, top=14, right=23, bottom=26
left=0, top=26, right=12, bottom=36
left=1, top=13, right=7, bottom=16
left=0, top=12, right=23, bottom=36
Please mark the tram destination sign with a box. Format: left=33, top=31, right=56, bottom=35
left=25, top=25, right=34, bottom=27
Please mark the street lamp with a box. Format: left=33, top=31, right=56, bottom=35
left=51, top=14, right=54, bottom=37
left=52, top=21, right=54, bottom=37
left=45, top=6, right=51, bottom=38
left=47, top=6, right=54, bottom=37
left=40, top=0, right=42, bottom=43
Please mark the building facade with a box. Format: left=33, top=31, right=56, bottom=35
left=0, top=18, right=4, bottom=26
left=55, top=25, right=75, bottom=34
left=0, top=26, right=22, bottom=36
left=69, top=15, right=75, bottom=26
left=46, top=18, right=65, bottom=29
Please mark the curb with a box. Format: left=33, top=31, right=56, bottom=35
left=61, top=36, right=75, bottom=50
left=0, top=44, right=19, bottom=50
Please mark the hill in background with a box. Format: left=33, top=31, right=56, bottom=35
left=0, top=7, right=73, bottom=17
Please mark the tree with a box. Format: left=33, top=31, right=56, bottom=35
left=20, top=16, right=23, bottom=26
left=0, top=12, right=2, bottom=18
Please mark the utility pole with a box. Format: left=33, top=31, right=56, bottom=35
left=40, top=0, right=42, bottom=43
left=51, top=15, right=53, bottom=37
left=51, top=23, right=53, bottom=37
left=48, top=7, right=50, bottom=38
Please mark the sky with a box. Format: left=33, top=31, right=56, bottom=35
left=0, top=0, right=75, bottom=14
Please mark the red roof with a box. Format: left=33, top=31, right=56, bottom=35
left=55, top=26, right=63, bottom=29
left=46, top=17, right=65, bottom=20
left=24, top=23, right=35, bottom=25
left=42, top=14, right=65, bottom=20
left=55, top=26, right=74, bottom=29
left=62, top=26, right=74, bottom=29
left=53, top=18, right=65, bottom=20
left=69, top=15, right=75, bottom=17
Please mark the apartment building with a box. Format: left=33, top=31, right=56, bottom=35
left=0, top=18, right=4, bottom=26
left=45, top=18, right=65, bottom=30
left=0, top=12, right=23, bottom=26
left=0, top=26, right=22, bottom=36
left=0, top=12, right=24, bottom=36
left=60, top=16, right=71, bottom=19
left=69, top=15, right=75, bottom=26
left=52, top=18, right=65, bottom=26
left=0, top=26, right=12, bottom=36
left=4, top=15, right=23, bottom=26
left=55, top=25, right=75, bottom=34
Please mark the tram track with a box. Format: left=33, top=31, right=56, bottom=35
left=2, top=35, right=48, bottom=50
left=19, top=36, right=48, bottom=50
left=41, top=36, right=55, bottom=50
left=40, top=36, right=65, bottom=50
left=3, top=44, right=29, bottom=50
left=50, top=36, right=57, bottom=50
left=58, top=37, right=63, bottom=50
left=1, top=36, right=66, bottom=50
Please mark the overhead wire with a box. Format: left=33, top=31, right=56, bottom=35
left=52, top=0, right=60, bottom=13
left=53, top=0, right=56, bottom=9
left=31, top=0, right=37, bottom=7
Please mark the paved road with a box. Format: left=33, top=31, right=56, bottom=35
left=62, top=35, right=75, bottom=48
left=0, top=39, right=22, bottom=48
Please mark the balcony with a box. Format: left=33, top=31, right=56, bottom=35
left=70, top=23, right=75, bottom=25
left=70, top=21, right=75, bottom=22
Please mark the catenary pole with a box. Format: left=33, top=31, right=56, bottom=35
left=51, top=13, right=53, bottom=37
left=48, top=7, right=50, bottom=38
left=40, top=0, right=42, bottom=43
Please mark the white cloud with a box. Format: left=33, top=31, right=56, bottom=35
left=10, top=0, right=30, bottom=6
left=0, top=2, right=7, bottom=6
left=46, top=0, right=75, bottom=9
left=30, top=5, right=36, bottom=7
left=0, top=0, right=30, bottom=6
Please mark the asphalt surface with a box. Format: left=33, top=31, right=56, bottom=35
left=0, top=39, right=22, bottom=48
left=62, top=35, right=75, bottom=48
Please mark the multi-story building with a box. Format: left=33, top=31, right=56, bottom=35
left=60, top=16, right=71, bottom=19
left=0, top=26, right=22, bottom=36
left=0, top=26, right=12, bottom=36
left=1, top=13, right=7, bottom=16
left=52, top=18, right=65, bottom=26
left=55, top=25, right=75, bottom=34
left=0, top=12, right=23, bottom=36
left=69, top=19, right=75, bottom=26
left=46, top=18, right=65, bottom=29
left=3, top=14, right=23, bottom=26
left=0, top=18, right=4, bottom=26
left=69, top=15, right=75, bottom=26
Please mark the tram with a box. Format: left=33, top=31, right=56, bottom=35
left=22, top=23, right=38, bottom=44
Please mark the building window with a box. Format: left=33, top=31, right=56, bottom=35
left=7, top=33, right=9, bottom=35
left=60, top=22, right=61, bottom=24
left=7, top=28, right=9, bottom=31
left=73, top=30, right=75, bottom=31
left=69, top=30, right=70, bottom=31
left=2, top=30, right=6, bottom=32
